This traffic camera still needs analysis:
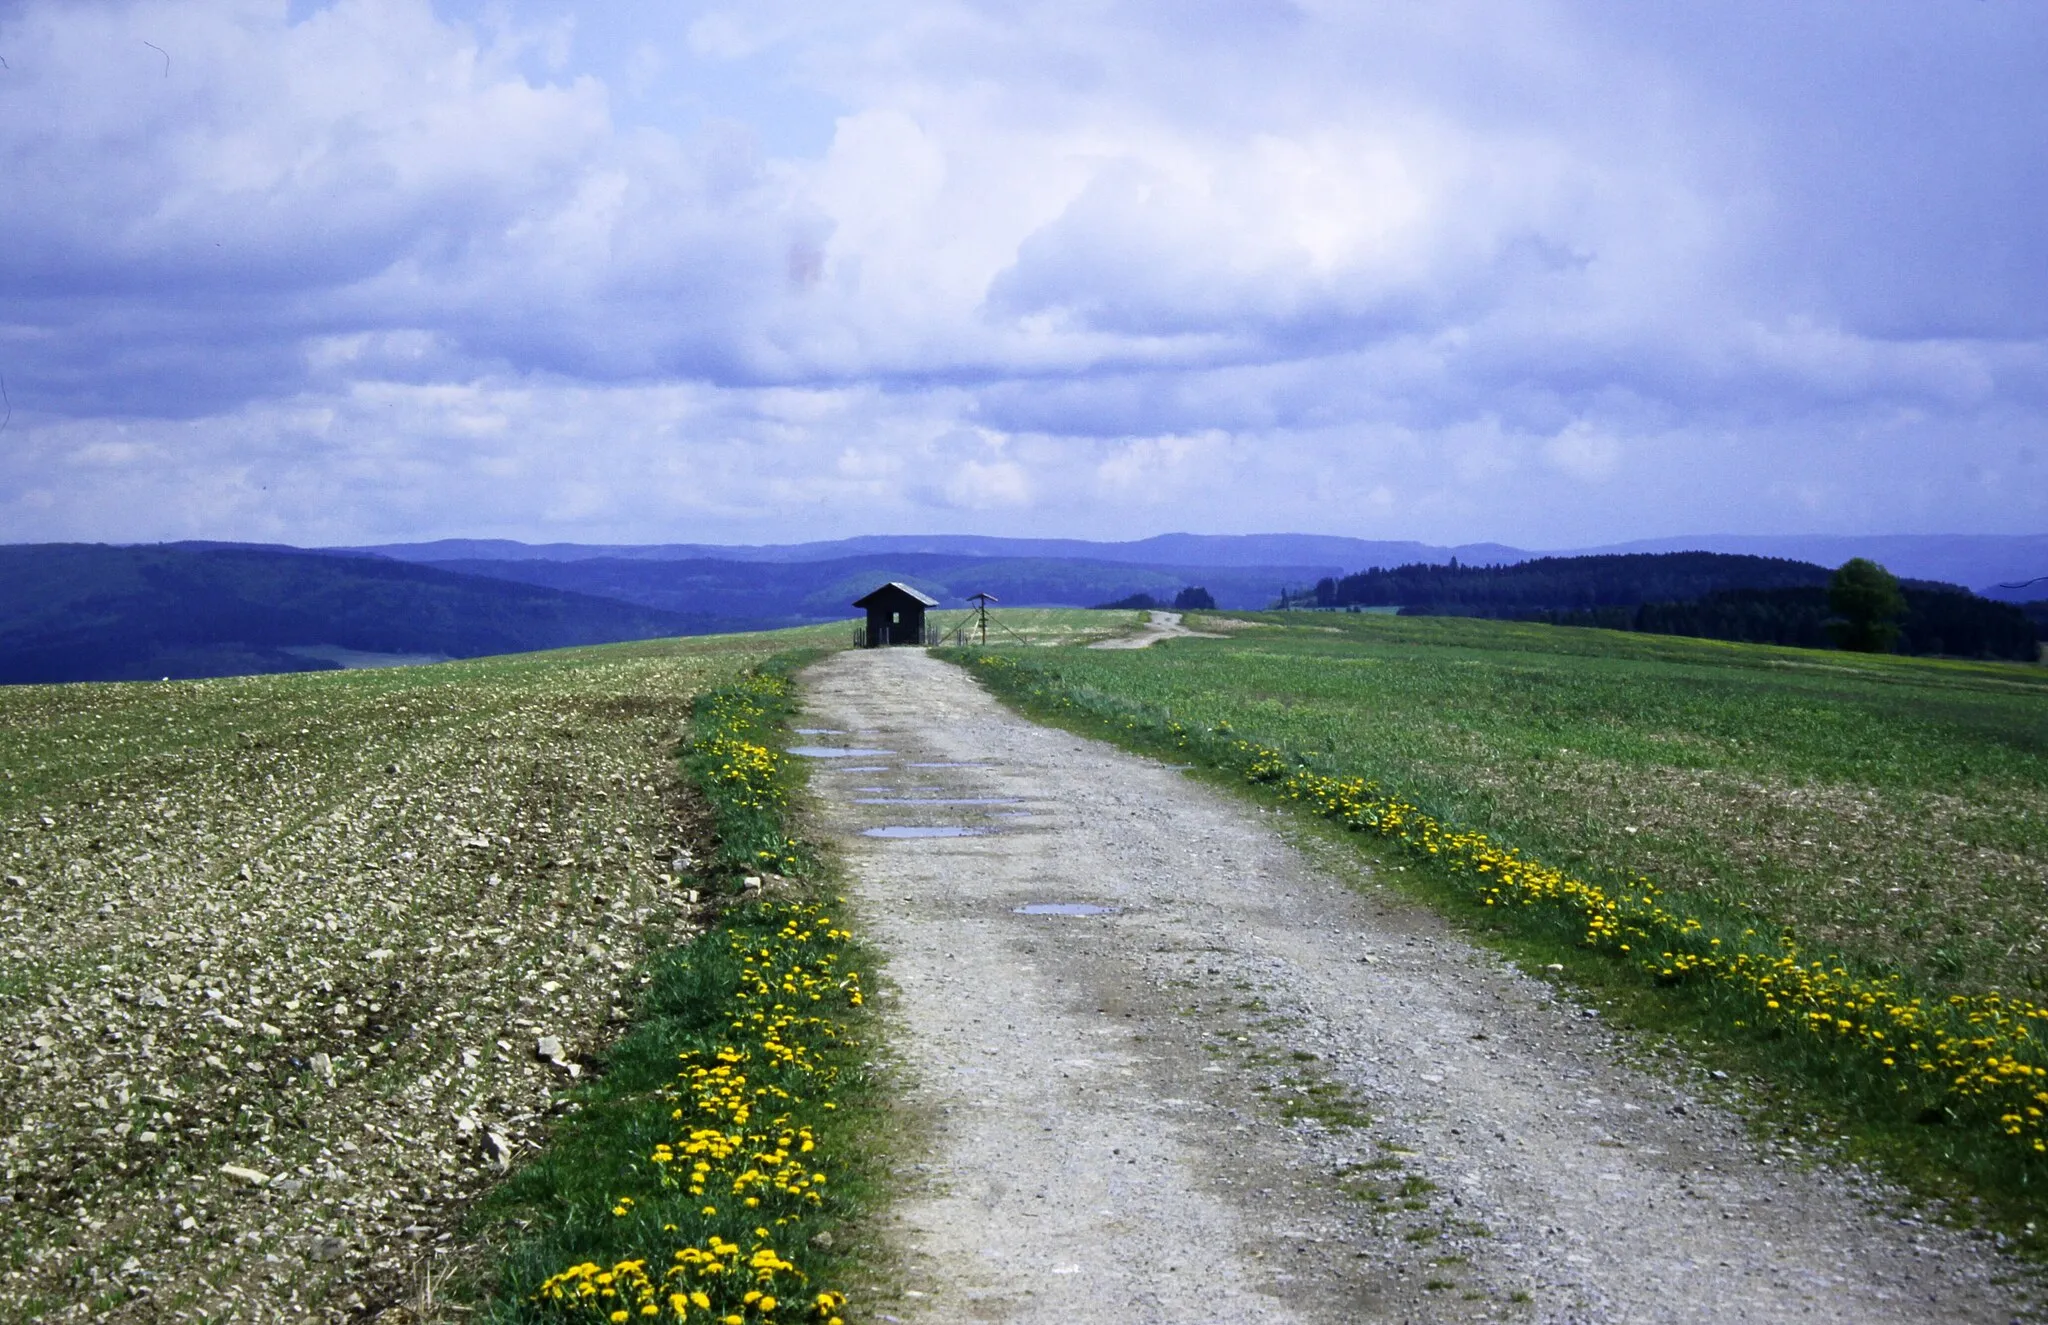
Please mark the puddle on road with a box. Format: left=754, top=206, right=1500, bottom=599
left=838, top=766, right=892, bottom=773
left=908, top=762, right=989, bottom=768
left=862, top=825, right=987, bottom=839
left=793, top=728, right=846, bottom=735
left=854, top=797, right=1021, bottom=806
left=1014, top=902, right=1120, bottom=916
left=790, top=746, right=897, bottom=759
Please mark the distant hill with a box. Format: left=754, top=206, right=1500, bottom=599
left=1310, top=552, right=1836, bottom=615
left=1539, top=585, right=2037, bottom=661
left=344, top=532, right=1521, bottom=571
left=1574, top=534, right=2048, bottom=600
left=347, top=531, right=2048, bottom=598
left=423, top=552, right=1304, bottom=616
left=1312, top=551, right=2037, bottom=661
left=0, top=544, right=696, bottom=685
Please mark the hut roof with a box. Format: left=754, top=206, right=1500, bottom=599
left=852, top=581, right=940, bottom=609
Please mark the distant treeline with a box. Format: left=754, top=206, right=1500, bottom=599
left=1313, top=552, right=1828, bottom=614
left=1533, top=586, right=2036, bottom=660
left=1095, top=587, right=1217, bottom=611
left=1310, top=552, right=2039, bottom=661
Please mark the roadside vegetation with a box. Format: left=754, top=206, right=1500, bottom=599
left=917, top=605, right=1139, bottom=648
left=484, top=665, right=877, bottom=1325
left=0, top=626, right=843, bottom=1320
left=946, top=611, right=2048, bottom=1236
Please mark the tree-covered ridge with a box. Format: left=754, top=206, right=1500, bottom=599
left=1534, top=585, right=2036, bottom=661
left=1311, top=551, right=1831, bottom=613
left=1309, top=551, right=2038, bottom=661
left=0, top=543, right=696, bottom=684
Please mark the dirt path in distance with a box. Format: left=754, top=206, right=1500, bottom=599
left=798, top=647, right=2024, bottom=1325
left=1086, top=609, right=1223, bottom=649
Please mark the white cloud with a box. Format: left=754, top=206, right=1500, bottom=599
left=1543, top=422, right=1621, bottom=482
left=0, top=0, right=2043, bottom=544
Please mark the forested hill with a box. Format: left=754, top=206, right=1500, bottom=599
left=0, top=544, right=695, bottom=684
left=1312, top=551, right=2038, bottom=661
left=1311, top=552, right=1831, bottom=614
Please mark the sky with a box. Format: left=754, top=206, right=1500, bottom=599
left=0, top=0, right=2043, bottom=549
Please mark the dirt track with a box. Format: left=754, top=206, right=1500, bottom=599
left=1084, top=609, right=1221, bottom=649
left=798, top=647, right=2025, bottom=1324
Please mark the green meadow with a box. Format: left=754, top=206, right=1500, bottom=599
left=949, top=611, right=2048, bottom=1231
left=968, top=612, right=2048, bottom=1000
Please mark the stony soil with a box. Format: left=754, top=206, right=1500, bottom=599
left=0, top=642, right=773, bottom=1321
left=799, top=646, right=2031, bottom=1324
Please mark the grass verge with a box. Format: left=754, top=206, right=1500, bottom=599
left=481, top=657, right=879, bottom=1325
left=945, top=630, right=2048, bottom=1250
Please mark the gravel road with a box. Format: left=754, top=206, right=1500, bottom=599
left=799, top=646, right=2028, bottom=1325
left=1085, top=610, right=1221, bottom=650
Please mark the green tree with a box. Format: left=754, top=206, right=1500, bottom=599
left=1827, top=558, right=1906, bottom=652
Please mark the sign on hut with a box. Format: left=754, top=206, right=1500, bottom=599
left=854, top=582, right=939, bottom=647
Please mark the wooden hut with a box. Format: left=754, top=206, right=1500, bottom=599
left=853, top=582, right=939, bottom=647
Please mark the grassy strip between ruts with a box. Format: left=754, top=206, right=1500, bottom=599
left=481, top=658, right=874, bottom=1324
left=950, top=648, right=2048, bottom=1219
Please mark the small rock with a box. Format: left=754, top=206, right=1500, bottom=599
left=259, top=1022, right=283, bottom=1038
left=384, top=763, right=400, bottom=774
left=2, top=875, right=24, bottom=888
left=809, top=1230, right=835, bottom=1251
left=138, top=986, right=170, bottom=1009
left=742, top=876, right=763, bottom=892
left=1711, top=1069, right=1730, bottom=1081
left=1544, top=964, right=1565, bottom=973
left=535, top=1035, right=564, bottom=1062
left=310, top=1235, right=348, bottom=1262
left=364, top=948, right=394, bottom=961
left=310, top=1052, right=335, bottom=1086
left=483, top=1131, right=515, bottom=1172
left=220, top=1163, right=272, bottom=1187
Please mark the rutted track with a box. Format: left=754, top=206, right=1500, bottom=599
left=800, top=647, right=2023, bottom=1324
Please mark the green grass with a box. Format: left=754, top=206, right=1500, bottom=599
left=479, top=659, right=883, bottom=1324
left=920, top=606, right=1142, bottom=648
left=942, top=611, right=2048, bottom=1234
left=479, top=903, right=880, bottom=1323
left=960, top=612, right=2048, bottom=995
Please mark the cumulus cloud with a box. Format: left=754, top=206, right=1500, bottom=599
left=0, top=0, right=2043, bottom=544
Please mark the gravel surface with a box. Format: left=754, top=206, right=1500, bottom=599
left=0, top=645, right=761, bottom=1320
left=1085, top=611, right=1221, bottom=650
left=800, top=646, right=2030, bottom=1324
